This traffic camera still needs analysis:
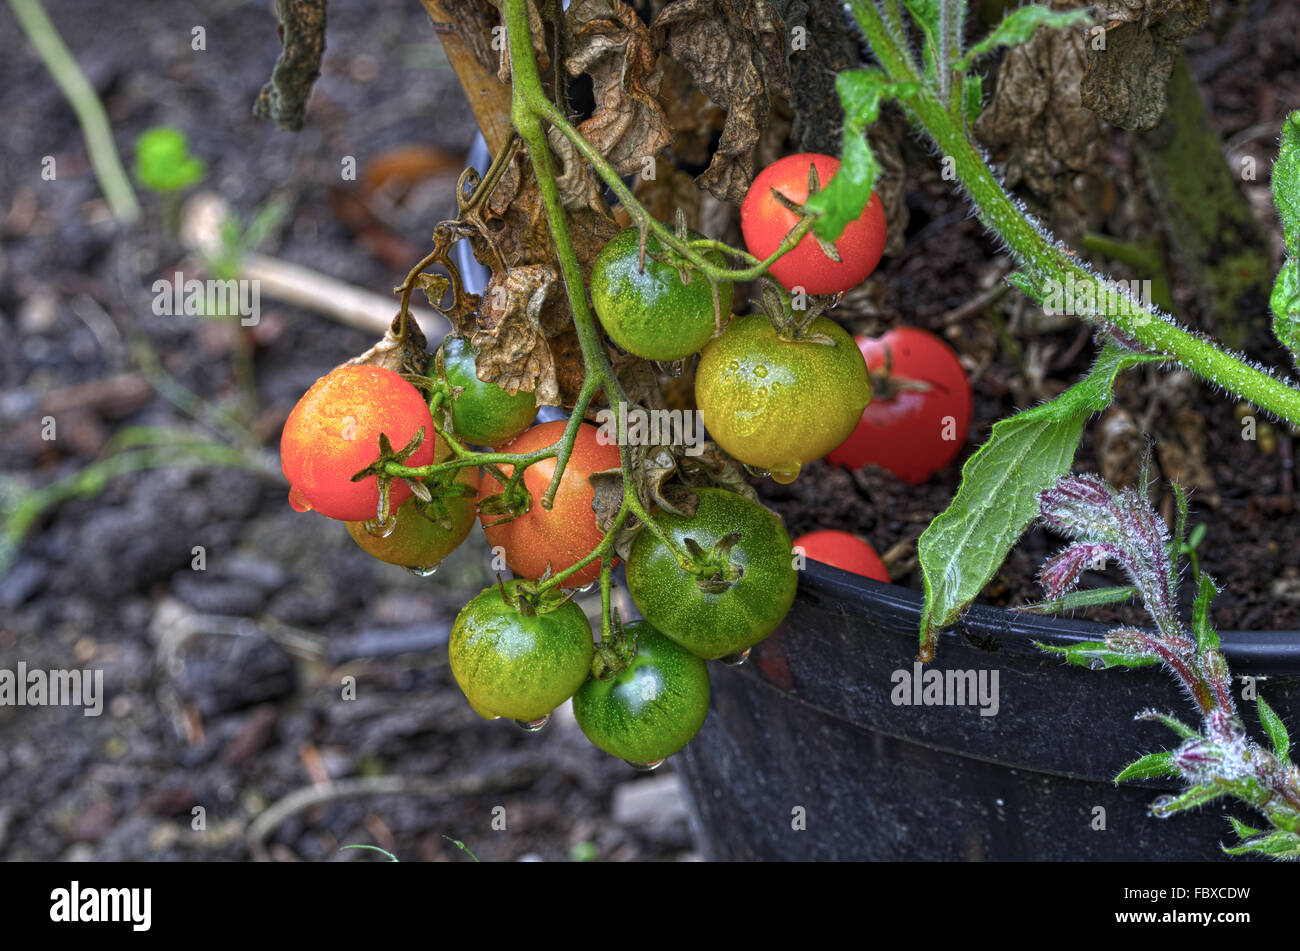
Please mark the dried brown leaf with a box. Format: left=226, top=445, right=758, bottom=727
left=344, top=312, right=429, bottom=376
left=471, top=263, right=562, bottom=404
left=652, top=0, right=790, bottom=202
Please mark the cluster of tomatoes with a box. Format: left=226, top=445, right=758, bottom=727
left=279, top=153, right=972, bottom=767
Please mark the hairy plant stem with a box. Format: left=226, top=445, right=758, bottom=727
left=850, top=0, right=1300, bottom=426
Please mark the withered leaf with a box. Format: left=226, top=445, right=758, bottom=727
left=472, top=263, right=562, bottom=404
left=976, top=20, right=1104, bottom=201
left=343, top=311, right=430, bottom=376
left=547, top=126, right=608, bottom=215
left=566, top=0, right=672, bottom=177
left=652, top=0, right=791, bottom=202
left=1081, top=0, right=1210, bottom=131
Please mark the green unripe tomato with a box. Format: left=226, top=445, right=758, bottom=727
left=438, top=335, right=538, bottom=447
left=573, top=622, right=711, bottom=765
left=626, top=488, right=798, bottom=659
left=590, top=227, right=734, bottom=361
left=449, top=581, right=594, bottom=721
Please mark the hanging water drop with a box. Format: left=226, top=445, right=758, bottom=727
left=405, top=564, right=439, bottom=578
left=769, top=461, right=802, bottom=485
left=720, top=647, right=752, bottom=667
left=516, top=714, right=550, bottom=733
left=363, top=515, right=398, bottom=538
left=626, top=758, right=666, bottom=771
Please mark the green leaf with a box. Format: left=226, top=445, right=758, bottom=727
left=1257, top=695, right=1292, bottom=763
left=1191, top=572, right=1219, bottom=652
left=1222, top=829, right=1300, bottom=858
left=806, top=70, right=917, bottom=242
left=133, top=126, right=207, bottom=193
left=901, top=0, right=941, bottom=81
left=917, top=343, right=1161, bottom=658
left=962, top=74, right=983, bottom=126
left=1115, top=751, right=1177, bottom=782
left=1169, top=481, right=1189, bottom=560
left=957, top=6, right=1092, bottom=72
left=1228, top=816, right=1264, bottom=839
left=1150, top=784, right=1223, bottom=817
left=1274, top=111, right=1300, bottom=254
left=1038, top=639, right=1157, bottom=670
left=1186, top=522, right=1206, bottom=550
left=1271, top=259, right=1300, bottom=366
left=1138, top=710, right=1201, bottom=741
left=1017, top=585, right=1137, bottom=615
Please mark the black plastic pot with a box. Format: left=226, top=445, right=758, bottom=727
left=677, top=561, right=1300, bottom=861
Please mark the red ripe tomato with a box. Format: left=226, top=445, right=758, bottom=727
left=477, top=420, right=620, bottom=587
left=793, top=530, right=890, bottom=582
left=826, top=327, right=972, bottom=484
left=281, top=365, right=437, bottom=521
left=741, top=153, right=886, bottom=296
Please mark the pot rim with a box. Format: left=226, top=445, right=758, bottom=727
left=800, top=560, right=1300, bottom=676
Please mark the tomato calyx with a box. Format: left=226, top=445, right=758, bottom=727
left=766, top=162, right=842, bottom=264
left=754, top=280, right=839, bottom=345
left=494, top=575, right=576, bottom=619
left=348, top=427, right=431, bottom=523
left=591, top=613, right=639, bottom=681
left=682, top=532, right=744, bottom=594
left=477, top=477, right=533, bottom=526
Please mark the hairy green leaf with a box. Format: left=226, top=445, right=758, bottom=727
left=962, top=74, right=983, bottom=126
left=917, top=343, right=1161, bottom=658
left=1038, top=639, right=1157, bottom=669
left=901, top=0, right=941, bottom=80
left=1191, top=572, right=1219, bottom=653
left=1272, top=111, right=1300, bottom=365
left=1228, top=816, right=1264, bottom=839
left=957, top=6, right=1092, bottom=72
left=1257, top=695, right=1292, bottom=763
left=1150, top=784, right=1223, bottom=817
left=1138, top=710, right=1201, bottom=741
left=1017, top=585, right=1137, bottom=615
left=1115, top=750, right=1177, bottom=782
left=806, top=70, right=917, bottom=241
left=1222, top=829, right=1300, bottom=858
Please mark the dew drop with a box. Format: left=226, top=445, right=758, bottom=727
left=516, top=715, right=551, bottom=733
left=363, top=515, right=398, bottom=538
left=287, top=487, right=312, bottom=513
left=769, top=461, right=802, bottom=485
left=753, top=364, right=768, bottom=378
left=727, top=359, right=740, bottom=372
left=720, top=647, right=752, bottom=667
left=626, top=758, right=666, bottom=771
left=405, top=564, right=439, bottom=577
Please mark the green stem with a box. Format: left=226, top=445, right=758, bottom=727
left=850, top=0, right=1300, bottom=426
left=9, top=0, right=141, bottom=225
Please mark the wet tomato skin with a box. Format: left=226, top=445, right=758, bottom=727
left=793, top=530, right=889, bottom=582
left=449, top=580, right=594, bottom=721
left=281, top=365, right=437, bottom=521
left=625, top=488, right=798, bottom=660
left=439, top=335, right=538, bottom=447
left=477, top=420, right=620, bottom=587
left=826, top=327, right=972, bottom=484
left=741, top=153, right=887, bottom=296
left=572, top=622, right=711, bottom=764
left=694, top=313, right=871, bottom=481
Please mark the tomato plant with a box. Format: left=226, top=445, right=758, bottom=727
left=695, top=312, right=871, bottom=483
left=590, top=227, right=734, bottom=362
left=478, top=420, right=619, bottom=587
left=437, top=334, right=537, bottom=447
left=741, top=153, right=887, bottom=296
left=826, top=327, right=972, bottom=484
left=793, top=530, right=890, bottom=582
left=449, top=580, right=594, bottom=722
left=280, top=364, right=437, bottom=522
left=626, top=488, right=798, bottom=660
left=572, top=621, right=710, bottom=766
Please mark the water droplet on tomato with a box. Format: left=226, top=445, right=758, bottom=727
left=720, top=647, right=752, bottom=667
left=363, top=515, right=398, bottom=538
left=753, top=364, right=768, bottom=378
left=626, top=758, right=666, bottom=771
left=405, top=564, right=439, bottom=577
left=769, top=462, right=801, bottom=485
left=516, top=715, right=550, bottom=733
left=287, top=486, right=312, bottom=513
left=727, top=360, right=740, bottom=372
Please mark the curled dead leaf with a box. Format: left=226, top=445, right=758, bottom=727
left=343, top=311, right=430, bottom=376
left=472, top=264, right=562, bottom=404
